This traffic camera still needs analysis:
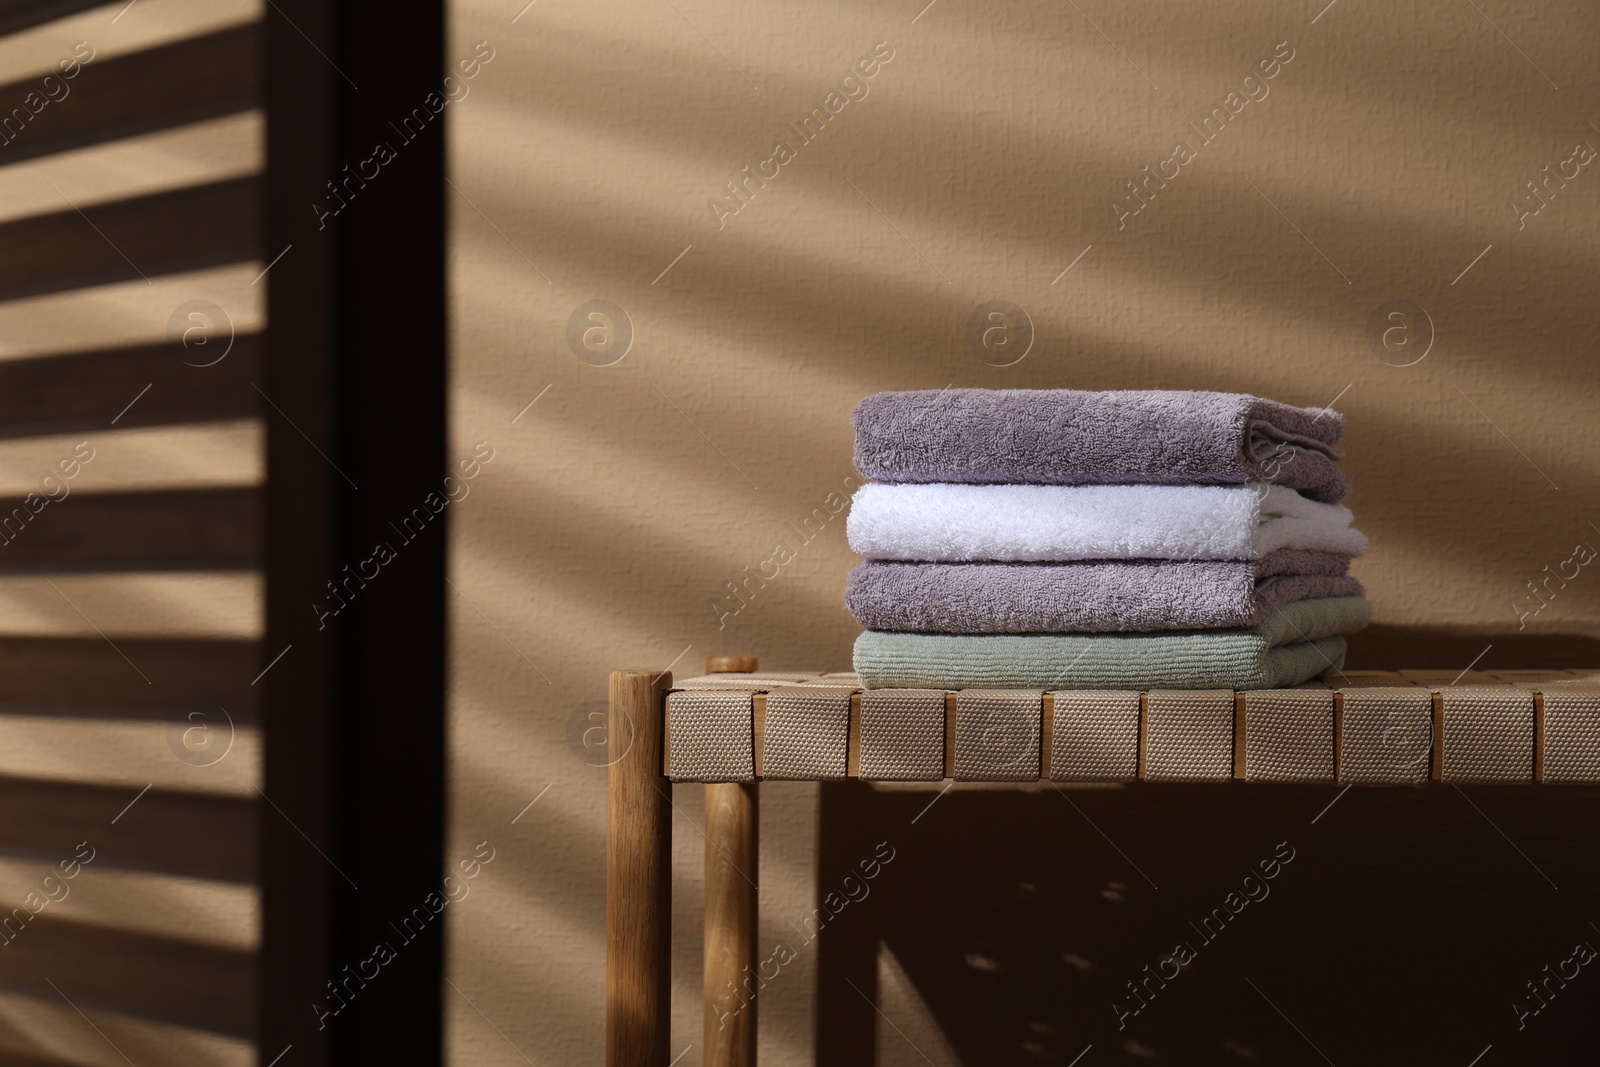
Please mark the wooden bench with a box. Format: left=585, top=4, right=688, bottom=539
left=605, top=657, right=1600, bottom=1065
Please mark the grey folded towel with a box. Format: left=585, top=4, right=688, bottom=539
left=852, top=388, right=1349, bottom=502
left=853, top=596, right=1371, bottom=690
left=846, top=550, right=1363, bottom=634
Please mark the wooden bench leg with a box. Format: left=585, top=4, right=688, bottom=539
left=705, top=781, right=758, bottom=1067
left=608, top=669, right=672, bottom=1067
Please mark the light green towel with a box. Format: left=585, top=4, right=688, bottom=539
left=853, top=596, right=1370, bottom=690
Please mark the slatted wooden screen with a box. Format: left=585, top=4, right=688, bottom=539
left=0, top=2, right=447, bottom=1064
left=0, top=5, right=262, bottom=1063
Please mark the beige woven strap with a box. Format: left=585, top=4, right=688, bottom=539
left=1144, top=690, right=1234, bottom=781
left=1244, top=689, right=1335, bottom=783
left=1439, top=687, right=1534, bottom=783
left=1487, top=670, right=1577, bottom=686
left=1049, top=691, right=1140, bottom=782
left=953, top=690, right=1041, bottom=780
left=1402, top=670, right=1490, bottom=686
left=789, top=673, right=865, bottom=687
left=662, top=679, right=1593, bottom=783
left=858, top=689, right=947, bottom=781
left=1542, top=689, right=1600, bottom=783
left=1333, top=671, right=1415, bottom=687
left=1338, top=687, right=1432, bottom=785
left=671, top=672, right=824, bottom=689
left=667, top=690, right=755, bottom=781
left=761, top=686, right=854, bottom=780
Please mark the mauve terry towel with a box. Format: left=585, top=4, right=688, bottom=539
left=846, top=551, right=1364, bottom=634
left=853, top=389, right=1350, bottom=503
left=853, top=596, right=1371, bottom=690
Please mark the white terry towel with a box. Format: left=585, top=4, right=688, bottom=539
left=846, top=482, right=1368, bottom=562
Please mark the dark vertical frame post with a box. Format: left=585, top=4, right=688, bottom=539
left=260, top=2, right=447, bottom=1063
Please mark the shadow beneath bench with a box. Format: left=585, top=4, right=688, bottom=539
left=813, top=628, right=1600, bottom=1065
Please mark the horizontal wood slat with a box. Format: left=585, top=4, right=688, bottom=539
left=0, top=486, right=257, bottom=572
left=0, top=176, right=258, bottom=303
left=0, top=776, right=254, bottom=883
left=0, top=636, right=259, bottom=723
left=0, top=24, right=259, bottom=168
left=0, top=0, right=106, bottom=37
left=0, top=333, right=260, bottom=440
left=0, top=916, right=251, bottom=1038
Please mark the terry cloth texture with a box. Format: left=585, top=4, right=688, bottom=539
left=852, top=597, right=1369, bottom=691
left=846, top=482, right=1367, bottom=563
left=852, top=389, right=1349, bottom=502
left=846, top=552, right=1362, bottom=634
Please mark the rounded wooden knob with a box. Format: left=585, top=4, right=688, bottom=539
left=704, top=655, right=758, bottom=674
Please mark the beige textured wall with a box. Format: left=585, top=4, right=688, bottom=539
left=446, top=0, right=1600, bottom=1062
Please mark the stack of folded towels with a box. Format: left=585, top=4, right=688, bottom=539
left=845, top=388, right=1370, bottom=690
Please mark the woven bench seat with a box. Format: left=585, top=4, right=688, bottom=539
left=661, top=669, right=1600, bottom=785
left=605, top=660, right=1600, bottom=1067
